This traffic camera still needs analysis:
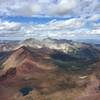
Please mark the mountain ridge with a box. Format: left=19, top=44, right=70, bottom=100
left=0, top=39, right=100, bottom=100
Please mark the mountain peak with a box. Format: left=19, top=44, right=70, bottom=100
left=3, top=46, right=33, bottom=71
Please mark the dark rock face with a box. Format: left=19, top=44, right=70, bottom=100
left=19, top=87, right=33, bottom=96
left=0, top=68, right=16, bottom=81
left=50, top=51, right=78, bottom=61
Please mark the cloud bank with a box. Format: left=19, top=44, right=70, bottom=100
left=0, top=0, right=99, bottom=17
left=0, top=16, right=99, bottom=40
left=0, top=0, right=99, bottom=40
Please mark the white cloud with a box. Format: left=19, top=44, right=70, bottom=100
left=0, top=21, right=21, bottom=31
left=48, top=18, right=84, bottom=29
left=90, top=29, right=100, bottom=35
left=88, top=14, right=100, bottom=21
left=47, top=0, right=78, bottom=15
left=0, top=0, right=99, bottom=18
left=0, top=16, right=99, bottom=40
left=74, top=0, right=100, bottom=17
left=23, top=18, right=84, bottom=31
left=0, top=0, right=82, bottom=16
left=0, top=0, right=99, bottom=40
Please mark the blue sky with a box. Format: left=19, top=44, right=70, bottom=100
left=0, top=0, right=100, bottom=40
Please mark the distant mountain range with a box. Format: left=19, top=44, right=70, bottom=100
left=0, top=38, right=100, bottom=51
left=21, top=38, right=100, bottom=61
